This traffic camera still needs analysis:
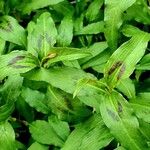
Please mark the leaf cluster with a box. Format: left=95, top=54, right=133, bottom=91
left=0, top=0, right=150, bottom=150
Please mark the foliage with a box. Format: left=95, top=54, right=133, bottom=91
left=0, top=0, right=150, bottom=149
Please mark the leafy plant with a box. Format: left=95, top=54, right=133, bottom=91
left=0, top=0, right=150, bottom=150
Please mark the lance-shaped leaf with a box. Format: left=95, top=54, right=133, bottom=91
left=75, top=21, right=104, bottom=35
left=47, top=86, right=74, bottom=114
left=62, top=114, right=113, bottom=150
left=130, top=92, right=150, bottom=123
left=86, top=0, right=104, bottom=22
left=0, top=16, right=26, bottom=46
left=21, top=87, right=50, bottom=114
left=63, top=60, right=81, bottom=69
left=57, top=15, right=73, bottom=47
left=82, top=49, right=111, bottom=69
left=0, top=122, right=16, bottom=150
left=74, top=14, right=84, bottom=33
left=0, top=75, right=23, bottom=122
left=51, top=1, right=74, bottom=16
left=125, top=1, right=150, bottom=24
left=73, top=78, right=107, bottom=111
left=79, top=41, right=108, bottom=65
left=27, top=12, right=57, bottom=59
left=18, top=0, right=64, bottom=14
left=48, top=115, right=70, bottom=141
left=122, top=24, right=150, bottom=38
left=0, top=101, right=14, bottom=122
left=136, top=54, right=150, bottom=70
left=0, top=51, right=38, bottom=80
left=100, top=91, right=149, bottom=150
left=16, top=96, right=34, bottom=122
left=104, top=0, right=136, bottom=49
left=29, top=120, right=64, bottom=147
left=47, top=86, right=91, bottom=123
left=22, top=67, right=93, bottom=94
left=104, top=32, right=150, bottom=89
left=0, top=1, right=4, bottom=14
left=139, top=119, right=150, bottom=141
left=0, top=74, right=23, bottom=102
left=116, top=78, right=136, bottom=99
left=42, top=47, right=91, bottom=68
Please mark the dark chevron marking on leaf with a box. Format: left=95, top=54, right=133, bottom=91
left=117, top=101, right=123, bottom=113
left=108, top=61, right=123, bottom=75
left=37, top=33, right=51, bottom=49
left=107, top=108, right=119, bottom=121
left=46, top=33, right=51, bottom=44
left=8, top=56, right=25, bottom=66
left=117, top=64, right=126, bottom=80
left=37, top=35, right=43, bottom=49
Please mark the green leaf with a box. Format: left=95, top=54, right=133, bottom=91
left=116, top=78, right=136, bottom=99
left=0, top=16, right=26, bottom=46
left=100, top=91, right=149, bottom=150
left=0, top=1, right=4, bottom=14
left=75, top=0, right=89, bottom=15
left=104, top=0, right=136, bottom=49
left=130, top=92, right=150, bottom=123
left=62, top=114, right=113, bottom=150
left=136, top=54, right=150, bottom=70
left=0, top=102, right=14, bottom=122
left=104, top=33, right=150, bottom=89
left=122, top=24, right=150, bottom=37
left=16, top=96, right=34, bottom=122
left=75, top=21, right=104, bottom=35
left=80, top=42, right=108, bottom=65
left=48, top=115, right=70, bottom=141
left=47, top=86, right=73, bottom=115
left=92, top=63, right=106, bottom=73
left=19, top=0, right=64, bottom=14
left=0, top=75, right=23, bottom=122
left=0, top=121, right=16, bottom=150
left=28, top=142, right=48, bottom=150
left=139, top=119, right=150, bottom=141
left=125, top=1, right=150, bottom=24
left=51, top=1, right=74, bottom=16
left=74, top=13, right=84, bottom=33
left=29, top=120, right=64, bottom=147
left=1, top=1, right=150, bottom=149
left=74, top=78, right=106, bottom=111
left=27, top=12, right=57, bottom=58
left=82, top=49, right=111, bottom=69
left=0, top=74, right=23, bottom=102
left=47, top=86, right=91, bottom=123
left=63, top=60, right=81, bottom=69
left=86, top=0, right=104, bottom=22
left=57, top=15, right=73, bottom=46
left=42, top=47, right=91, bottom=68
left=0, top=51, right=37, bottom=80
left=0, top=38, right=5, bottom=55
left=22, top=67, right=93, bottom=94
left=21, top=87, right=50, bottom=114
